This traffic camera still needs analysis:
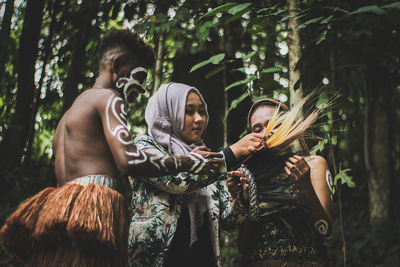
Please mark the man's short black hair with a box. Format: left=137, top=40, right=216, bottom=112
left=98, top=28, right=155, bottom=69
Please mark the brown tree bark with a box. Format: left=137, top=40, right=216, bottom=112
left=368, top=84, right=391, bottom=226
left=0, top=0, right=46, bottom=167
left=24, top=0, right=62, bottom=166
left=0, top=0, right=15, bottom=85
left=62, top=0, right=100, bottom=113
left=287, top=0, right=302, bottom=106
left=152, top=32, right=166, bottom=94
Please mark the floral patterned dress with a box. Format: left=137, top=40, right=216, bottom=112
left=128, top=135, right=245, bottom=267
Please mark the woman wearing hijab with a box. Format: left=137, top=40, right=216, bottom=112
left=128, top=82, right=256, bottom=267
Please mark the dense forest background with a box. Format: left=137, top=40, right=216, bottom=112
left=0, top=0, right=399, bottom=266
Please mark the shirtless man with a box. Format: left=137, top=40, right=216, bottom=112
left=0, top=29, right=222, bottom=267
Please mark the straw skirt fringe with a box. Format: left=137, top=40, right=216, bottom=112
left=0, top=183, right=128, bottom=266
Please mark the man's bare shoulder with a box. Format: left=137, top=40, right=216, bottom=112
left=72, top=88, right=121, bottom=112
left=76, top=88, right=118, bottom=102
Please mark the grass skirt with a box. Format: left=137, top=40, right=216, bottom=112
left=0, top=183, right=128, bottom=266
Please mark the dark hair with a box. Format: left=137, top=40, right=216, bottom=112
left=98, top=28, right=155, bottom=68
left=247, top=98, right=288, bottom=126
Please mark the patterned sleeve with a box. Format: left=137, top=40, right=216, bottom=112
left=131, top=135, right=227, bottom=195
left=216, top=180, right=249, bottom=231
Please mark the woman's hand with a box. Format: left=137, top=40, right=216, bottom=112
left=191, top=145, right=223, bottom=159
left=227, top=170, right=249, bottom=201
left=229, top=133, right=265, bottom=160
left=284, top=155, right=311, bottom=185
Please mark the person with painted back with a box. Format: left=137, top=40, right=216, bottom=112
left=0, top=29, right=221, bottom=267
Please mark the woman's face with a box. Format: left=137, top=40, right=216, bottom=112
left=181, top=91, right=207, bottom=143
left=250, top=105, right=279, bottom=135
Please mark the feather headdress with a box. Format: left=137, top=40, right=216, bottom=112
left=262, top=94, right=319, bottom=150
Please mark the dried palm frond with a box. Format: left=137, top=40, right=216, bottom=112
left=263, top=94, right=319, bottom=149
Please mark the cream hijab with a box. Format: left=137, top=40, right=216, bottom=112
left=145, top=82, right=209, bottom=155
left=145, top=82, right=211, bottom=246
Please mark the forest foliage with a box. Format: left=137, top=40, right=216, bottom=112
left=0, top=0, right=400, bottom=266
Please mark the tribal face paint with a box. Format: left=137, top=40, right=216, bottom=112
left=114, top=67, right=148, bottom=104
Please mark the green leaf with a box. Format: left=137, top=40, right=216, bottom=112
left=233, top=67, right=247, bottom=73
left=199, top=21, right=215, bottom=34
left=382, top=2, right=400, bottom=9
left=334, top=168, right=355, bottom=188
left=310, top=139, right=328, bottom=155
left=225, top=77, right=251, bottom=91
left=190, top=54, right=225, bottom=73
left=210, top=53, right=225, bottom=64
left=316, top=29, right=327, bottom=44
left=190, top=59, right=211, bottom=73
left=256, top=4, right=279, bottom=14
left=205, top=66, right=225, bottom=79
left=226, top=9, right=250, bottom=24
left=85, top=41, right=95, bottom=52
left=262, top=67, right=282, bottom=73
left=200, top=3, right=237, bottom=19
left=297, top=16, right=324, bottom=29
left=350, top=5, right=386, bottom=15
left=243, top=50, right=257, bottom=61
left=228, top=3, right=252, bottom=15
left=331, top=135, right=338, bottom=145
left=320, top=15, right=333, bottom=24
left=279, top=14, right=296, bottom=23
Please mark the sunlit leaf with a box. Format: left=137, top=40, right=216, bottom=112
left=232, top=67, right=247, bottom=74
left=228, top=3, right=252, bottom=15
left=334, top=168, right=355, bottom=188
left=226, top=9, right=251, bottom=24
left=205, top=66, right=225, bottom=79
left=349, top=5, right=386, bottom=15
left=310, top=140, right=328, bottom=155
left=225, top=77, right=251, bottom=91
left=262, top=67, right=282, bottom=73
left=243, top=50, right=257, bottom=61
left=210, top=53, right=225, bottom=64
left=200, top=3, right=237, bottom=19
left=190, top=54, right=225, bottom=73
left=190, top=59, right=211, bottom=73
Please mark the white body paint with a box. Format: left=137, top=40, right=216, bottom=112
left=314, top=219, right=329, bottom=235
left=106, top=95, right=134, bottom=145
left=326, top=169, right=333, bottom=193
left=115, top=67, right=148, bottom=104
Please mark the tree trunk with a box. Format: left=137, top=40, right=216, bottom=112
left=287, top=0, right=302, bottom=106
left=0, top=0, right=15, bottom=85
left=152, top=32, right=165, bottom=94
left=0, top=0, right=45, bottom=167
left=24, top=0, right=61, bottom=166
left=368, top=84, right=391, bottom=226
left=62, top=0, right=99, bottom=113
